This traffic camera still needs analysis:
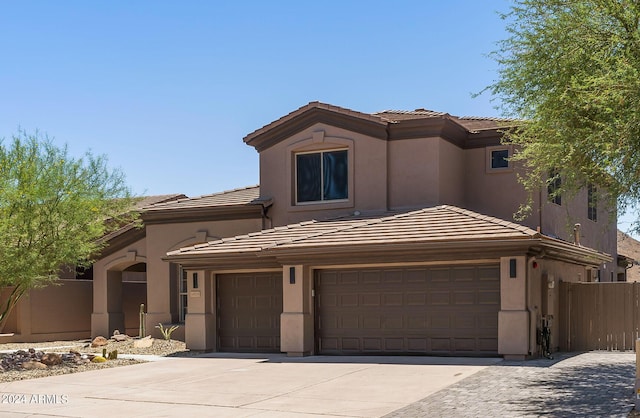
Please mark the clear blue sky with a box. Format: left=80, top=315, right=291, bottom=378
left=1, top=1, right=636, bottom=234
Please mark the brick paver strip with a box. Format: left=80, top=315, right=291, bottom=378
left=385, top=352, right=635, bottom=418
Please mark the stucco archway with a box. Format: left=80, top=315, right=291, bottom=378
left=91, top=252, right=147, bottom=338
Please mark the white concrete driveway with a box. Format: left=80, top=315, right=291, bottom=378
left=0, top=353, right=500, bottom=417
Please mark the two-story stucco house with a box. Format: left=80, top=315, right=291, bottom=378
left=91, top=102, right=614, bottom=360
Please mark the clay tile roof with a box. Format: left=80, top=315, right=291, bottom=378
left=143, top=185, right=261, bottom=212
left=167, top=205, right=539, bottom=257
left=243, top=101, right=387, bottom=143
left=373, top=109, right=448, bottom=122
left=135, top=194, right=187, bottom=210
left=455, top=115, right=521, bottom=131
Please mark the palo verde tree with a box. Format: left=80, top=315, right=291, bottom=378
left=0, top=130, right=137, bottom=331
left=488, top=0, right=640, bottom=226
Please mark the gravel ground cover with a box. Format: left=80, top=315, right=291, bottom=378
left=0, top=337, right=190, bottom=383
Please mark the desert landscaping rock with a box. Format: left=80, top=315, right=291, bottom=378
left=133, top=335, right=153, bottom=348
left=41, top=352, right=62, bottom=366
left=0, top=338, right=190, bottom=383
left=21, top=360, right=47, bottom=370
left=112, top=333, right=128, bottom=342
left=90, top=335, right=108, bottom=347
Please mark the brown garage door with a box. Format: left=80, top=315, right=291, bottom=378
left=217, top=272, right=282, bottom=352
left=315, top=265, right=499, bottom=356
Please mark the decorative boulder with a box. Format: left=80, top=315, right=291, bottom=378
left=91, top=336, right=108, bottom=347
left=22, top=361, right=47, bottom=370
left=133, top=335, right=153, bottom=348
left=41, top=353, right=62, bottom=366
left=112, top=333, right=129, bottom=342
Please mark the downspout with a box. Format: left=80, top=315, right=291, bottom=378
left=261, top=202, right=273, bottom=230
left=385, top=123, right=391, bottom=211
left=538, top=187, right=543, bottom=234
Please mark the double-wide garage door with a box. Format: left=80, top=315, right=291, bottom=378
left=316, top=265, right=500, bottom=356
left=217, top=272, right=282, bottom=352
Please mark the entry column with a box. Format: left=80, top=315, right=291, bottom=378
left=498, top=256, right=529, bottom=360
left=280, top=265, right=314, bottom=356
left=184, top=270, right=216, bottom=350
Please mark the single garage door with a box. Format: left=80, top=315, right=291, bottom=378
left=316, top=265, right=499, bottom=355
left=217, top=272, right=282, bottom=352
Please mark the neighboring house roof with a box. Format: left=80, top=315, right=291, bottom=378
left=141, top=185, right=267, bottom=224
left=98, top=193, right=186, bottom=258
left=243, top=101, right=519, bottom=152
left=135, top=194, right=187, bottom=209
left=166, top=205, right=610, bottom=267
left=617, top=230, right=640, bottom=281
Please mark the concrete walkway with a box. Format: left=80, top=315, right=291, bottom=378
left=0, top=354, right=499, bottom=417
left=386, top=351, right=636, bottom=418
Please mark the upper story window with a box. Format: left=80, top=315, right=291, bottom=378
left=296, top=149, right=348, bottom=203
left=588, top=183, right=597, bottom=222
left=485, top=145, right=512, bottom=173
left=491, top=149, right=509, bottom=169
left=547, top=169, right=562, bottom=205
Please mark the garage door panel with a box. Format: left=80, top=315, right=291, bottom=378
left=454, top=338, right=476, bottom=351
left=406, top=269, right=427, bottom=283
left=361, top=271, right=382, bottom=284
left=217, top=272, right=282, bottom=353
left=430, top=269, right=450, bottom=282
left=383, top=270, right=403, bottom=283
left=451, top=267, right=475, bottom=282
left=454, top=291, right=476, bottom=305
left=478, top=290, right=500, bottom=304
left=454, top=315, right=476, bottom=329
left=429, top=291, right=449, bottom=305
left=408, top=338, right=427, bottom=350
left=316, top=265, right=499, bottom=356
left=361, top=294, right=380, bottom=306
left=383, top=293, right=403, bottom=306
left=478, top=338, right=499, bottom=351
left=340, top=294, right=358, bottom=306
left=478, top=266, right=500, bottom=280
left=339, top=272, right=358, bottom=284
left=431, top=338, right=451, bottom=351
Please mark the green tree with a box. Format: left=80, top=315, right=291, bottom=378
left=0, top=130, right=138, bottom=331
left=488, top=0, right=640, bottom=224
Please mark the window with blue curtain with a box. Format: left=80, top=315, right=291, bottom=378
left=296, top=150, right=347, bottom=203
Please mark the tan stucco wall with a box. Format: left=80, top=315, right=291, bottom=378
left=260, top=123, right=388, bottom=226
left=463, top=148, right=532, bottom=224
left=387, top=137, right=440, bottom=209
left=438, top=140, right=465, bottom=207
left=1, top=280, right=93, bottom=343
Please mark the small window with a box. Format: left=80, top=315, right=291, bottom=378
left=178, top=268, right=188, bottom=323
left=547, top=169, right=561, bottom=205
left=486, top=146, right=512, bottom=173
left=491, top=149, right=510, bottom=169
left=588, top=184, right=597, bottom=222
left=296, top=149, right=348, bottom=203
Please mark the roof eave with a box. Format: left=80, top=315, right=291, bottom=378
left=244, top=104, right=388, bottom=152
left=142, top=204, right=263, bottom=225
